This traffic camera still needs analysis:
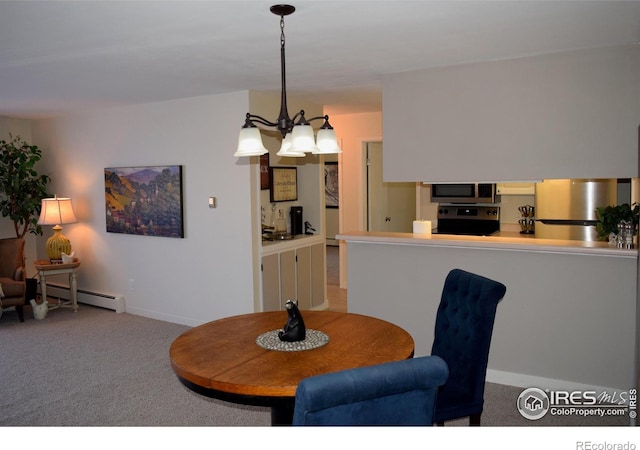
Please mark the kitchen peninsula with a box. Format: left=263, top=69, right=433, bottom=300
left=337, top=231, right=638, bottom=392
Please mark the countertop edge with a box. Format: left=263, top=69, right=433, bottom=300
left=260, top=234, right=325, bottom=255
left=336, top=232, right=638, bottom=258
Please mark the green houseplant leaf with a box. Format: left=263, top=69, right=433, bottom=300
left=595, top=203, right=640, bottom=240
left=0, top=135, right=51, bottom=237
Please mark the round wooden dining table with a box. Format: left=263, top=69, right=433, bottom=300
left=169, top=310, right=415, bottom=425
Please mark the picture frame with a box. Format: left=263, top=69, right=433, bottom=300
left=260, top=154, right=270, bottom=190
left=325, top=162, right=339, bottom=208
left=270, top=167, right=298, bottom=202
left=104, top=165, right=184, bottom=238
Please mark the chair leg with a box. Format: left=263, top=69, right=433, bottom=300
left=470, top=414, right=481, bottom=426
left=16, top=305, right=25, bottom=322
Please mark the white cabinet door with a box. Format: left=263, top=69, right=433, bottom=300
left=496, top=183, right=535, bottom=195
left=280, top=250, right=296, bottom=306
left=296, top=246, right=312, bottom=310
left=261, top=253, right=280, bottom=312
left=260, top=239, right=327, bottom=311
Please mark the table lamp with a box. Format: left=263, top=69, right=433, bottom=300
left=37, top=194, right=78, bottom=262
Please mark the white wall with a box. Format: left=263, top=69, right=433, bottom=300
left=0, top=117, right=32, bottom=142
left=29, top=92, right=257, bottom=326
left=383, top=45, right=640, bottom=182
left=321, top=111, right=382, bottom=287
left=345, top=239, right=636, bottom=391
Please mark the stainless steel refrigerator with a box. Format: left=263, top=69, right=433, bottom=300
left=534, top=179, right=617, bottom=241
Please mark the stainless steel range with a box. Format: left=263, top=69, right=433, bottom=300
left=436, top=205, right=500, bottom=236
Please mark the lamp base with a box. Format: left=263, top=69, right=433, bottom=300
left=46, top=225, right=72, bottom=262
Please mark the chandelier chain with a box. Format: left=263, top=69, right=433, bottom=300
left=280, top=15, right=285, bottom=48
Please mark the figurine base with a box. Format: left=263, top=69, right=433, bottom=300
left=256, top=329, right=329, bottom=352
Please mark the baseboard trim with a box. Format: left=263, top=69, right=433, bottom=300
left=40, top=282, right=125, bottom=313
left=486, top=369, right=627, bottom=393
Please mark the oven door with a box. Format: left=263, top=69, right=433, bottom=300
left=436, top=206, right=500, bottom=236
left=436, top=219, right=500, bottom=236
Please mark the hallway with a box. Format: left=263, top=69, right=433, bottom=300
left=326, top=245, right=347, bottom=312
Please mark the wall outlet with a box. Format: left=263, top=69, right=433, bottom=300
left=128, top=279, right=135, bottom=291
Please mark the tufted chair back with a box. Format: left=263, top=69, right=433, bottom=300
left=292, top=355, right=449, bottom=426
left=431, top=268, right=506, bottom=425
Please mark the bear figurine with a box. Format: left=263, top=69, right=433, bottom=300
left=278, top=299, right=306, bottom=342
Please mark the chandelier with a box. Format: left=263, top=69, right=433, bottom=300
left=234, top=4, right=341, bottom=157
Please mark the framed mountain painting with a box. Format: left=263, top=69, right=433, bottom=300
left=104, top=165, right=184, bottom=238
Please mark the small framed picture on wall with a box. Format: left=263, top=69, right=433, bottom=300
left=325, top=162, right=339, bottom=208
left=270, top=167, right=298, bottom=202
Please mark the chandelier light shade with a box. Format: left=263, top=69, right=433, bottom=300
left=291, top=123, right=318, bottom=153
left=315, top=126, right=342, bottom=154
left=37, top=195, right=78, bottom=261
left=276, top=132, right=305, bottom=157
left=235, top=4, right=341, bottom=158
left=234, top=126, right=270, bottom=157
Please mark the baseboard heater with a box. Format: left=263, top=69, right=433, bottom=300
left=39, top=282, right=125, bottom=313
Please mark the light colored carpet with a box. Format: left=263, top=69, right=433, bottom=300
left=0, top=304, right=630, bottom=427
left=0, top=305, right=270, bottom=426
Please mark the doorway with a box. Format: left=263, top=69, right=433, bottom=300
left=365, top=141, right=416, bottom=232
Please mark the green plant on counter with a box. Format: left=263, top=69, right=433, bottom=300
left=595, top=203, right=640, bottom=240
left=0, top=134, right=51, bottom=237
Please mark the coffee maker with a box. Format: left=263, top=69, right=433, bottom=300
left=290, top=206, right=303, bottom=235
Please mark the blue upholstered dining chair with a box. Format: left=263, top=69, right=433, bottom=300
left=292, top=355, right=449, bottom=426
left=431, top=268, right=507, bottom=426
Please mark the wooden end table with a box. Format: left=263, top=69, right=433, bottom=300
left=34, top=259, right=81, bottom=312
left=170, top=310, right=414, bottom=425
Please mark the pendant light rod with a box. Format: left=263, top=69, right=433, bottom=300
left=234, top=4, right=341, bottom=157
left=276, top=5, right=293, bottom=135
left=243, top=4, right=296, bottom=137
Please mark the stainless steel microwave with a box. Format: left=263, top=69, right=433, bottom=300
left=430, top=183, right=498, bottom=204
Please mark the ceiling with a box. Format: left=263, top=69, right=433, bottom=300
left=1, top=1, right=639, bottom=120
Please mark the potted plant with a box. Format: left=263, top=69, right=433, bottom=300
left=595, top=203, right=640, bottom=241
left=0, top=135, right=51, bottom=237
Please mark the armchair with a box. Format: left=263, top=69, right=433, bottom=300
left=292, top=355, right=449, bottom=426
left=0, top=237, right=27, bottom=322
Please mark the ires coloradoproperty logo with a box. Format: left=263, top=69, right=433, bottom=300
left=517, top=387, right=637, bottom=421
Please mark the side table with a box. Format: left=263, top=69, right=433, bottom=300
left=34, top=259, right=81, bottom=312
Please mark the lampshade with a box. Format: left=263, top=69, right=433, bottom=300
left=314, top=127, right=342, bottom=154
left=291, top=124, right=319, bottom=153
left=234, top=126, right=269, bottom=157
left=38, top=195, right=78, bottom=261
left=38, top=196, right=78, bottom=226
left=277, top=132, right=305, bottom=157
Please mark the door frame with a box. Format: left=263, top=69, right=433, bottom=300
left=361, top=139, right=383, bottom=232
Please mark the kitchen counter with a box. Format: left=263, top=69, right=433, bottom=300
left=336, top=230, right=637, bottom=258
